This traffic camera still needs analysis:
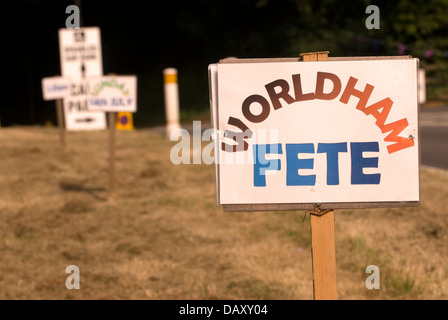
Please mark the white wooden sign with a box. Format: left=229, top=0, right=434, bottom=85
left=59, top=27, right=106, bottom=131
left=86, top=76, right=137, bottom=112
left=41, top=76, right=71, bottom=100
left=209, top=57, right=420, bottom=210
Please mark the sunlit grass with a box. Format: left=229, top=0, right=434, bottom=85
left=0, top=126, right=446, bottom=299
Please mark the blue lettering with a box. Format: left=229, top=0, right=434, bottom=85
left=252, top=141, right=381, bottom=187
left=89, top=98, right=107, bottom=106
left=112, top=98, right=125, bottom=106
left=47, top=85, right=68, bottom=92
left=286, top=143, right=316, bottom=186
left=253, top=144, right=282, bottom=187
left=317, top=142, right=347, bottom=185
left=350, top=142, right=381, bottom=184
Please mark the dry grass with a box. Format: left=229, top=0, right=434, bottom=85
left=0, top=126, right=447, bottom=300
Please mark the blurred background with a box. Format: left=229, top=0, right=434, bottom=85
left=1, top=0, right=448, bottom=300
left=4, top=0, right=448, bottom=128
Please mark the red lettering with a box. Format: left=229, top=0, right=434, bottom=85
left=265, top=79, right=295, bottom=110
left=381, top=118, right=414, bottom=153
left=340, top=76, right=374, bottom=110
left=363, top=98, right=393, bottom=128
left=315, top=72, right=342, bottom=100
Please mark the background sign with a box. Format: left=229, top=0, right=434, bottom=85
left=210, top=58, right=420, bottom=209
left=86, top=76, right=137, bottom=112
left=59, top=27, right=106, bottom=130
left=116, top=112, right=134, bottom=130
left=41, top=76, right=71, bottom=101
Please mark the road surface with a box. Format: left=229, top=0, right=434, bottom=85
left=420, top=106, right=448, bottom=170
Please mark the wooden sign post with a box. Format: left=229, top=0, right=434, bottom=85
left=55, top=98, right=66, bottom=149
left=41, top=76, right=71, bottom=149
left=301, top=51, right=337, bottom=300
left=106, top=73, right=117, bottom=200
left=310, top=209, right=337, bottom=299
left=86, top=74, right=138, bottom=200
left=108, top=111, right=116, bottom=199
left=208, top=53, right=420, bottom=300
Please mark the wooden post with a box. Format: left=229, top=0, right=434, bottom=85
left=310, top=210, right=337, bottom=299
left=300, top=51, right=338, bottom=300
left=107, top=73, right=117, bottom=200
left=301, top=51, right=330, bottom=62
left=108, top=111, right=116, bottom=199
left=55, top=98, right=66, bottom=149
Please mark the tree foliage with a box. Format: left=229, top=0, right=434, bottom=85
left=3, top=0, right=448, bottom=126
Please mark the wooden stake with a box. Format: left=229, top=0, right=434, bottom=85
left=300, top=51, right=330, bottom=62
left=107, top=73, right=118, bottom=200
left=108, top=111, right=116, bottom=199
left=55, top=99, right=66, bottom=149
left=301, top=51, right=338, bottom=300
left=310, top=211, right=337, bottom=299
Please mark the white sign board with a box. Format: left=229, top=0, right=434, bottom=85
left=59, top=27, right=106, bottom=131
left=41, top=76, right=71, bottom=100
left=86, top=76, right=137, bottom=112
left=209, top=58, right=420, bottom=210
